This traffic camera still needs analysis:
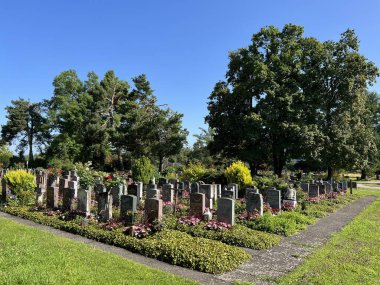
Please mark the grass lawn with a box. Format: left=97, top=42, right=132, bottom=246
left=0, top=217, right=196, bottom=285
left=278, top=187, right=380, bottom=285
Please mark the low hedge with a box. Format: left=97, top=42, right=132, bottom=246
left=174, top=222, right=281, bottom=250
left=1, top=206, right=250, bottom=274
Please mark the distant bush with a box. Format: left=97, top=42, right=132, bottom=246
left=75, top=162, right=96, bottom=189
left=0, top=145, right=13, bottom=168
left=181, top=162, right=207, bottom=182
left=199, top=169, right=227, bottom=185
left=225, top=161, right=254, bottom=189
left=131, top=157, right=155, bottom=184
left=3, top=170, right=36, bottom=205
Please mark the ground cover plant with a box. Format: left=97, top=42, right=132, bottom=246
left=278, top=188, right=380, bottom=285
left=0, top=216, right=196, bottom=285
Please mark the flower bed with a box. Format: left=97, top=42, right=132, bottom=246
left=1, top=206, right=250, bottom=274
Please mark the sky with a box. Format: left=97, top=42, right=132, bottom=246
left=1, top=0, right=380, bottom=149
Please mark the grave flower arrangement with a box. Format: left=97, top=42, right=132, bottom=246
left=178, top=215, right=201, bottom=226
left=237, top=210, right=261, bottom=221
left=47, top=166, right=62, bottom=177
left=103, top=174, right=123, bottom=191
left=124, top=224, right=153, bottom=238
left=203, top=221, right=231, bottom=231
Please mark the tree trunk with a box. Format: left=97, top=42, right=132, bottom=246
left=117, top=148, right=124, bottom=171
left=28, top=133, right=34, bottom=162
left=249, top=162, right=258, bottom=178
left=361, top=169, right=367, bottom=180
left=158, top=156, right=164, bottom=173
left=327, top=166, right=334, bottom=181
left=273, top=154, right=284, bottom=178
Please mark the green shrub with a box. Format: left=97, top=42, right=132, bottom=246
left=1, top=206, right=250, bottom=274
left=3, top=170, right=36, bottom=205
left=225, top=161, right=254, bottom=189
left=175, top=222, right=281, bottom=250
left=0, top=145, right=13, bottom=168
left=199, top=169, right=227, bottom=185
left=131, top=157, right=155, bottom=184
left=75, top=162, right=96, bottom=189
left=181, top=162, right=207, bottom=182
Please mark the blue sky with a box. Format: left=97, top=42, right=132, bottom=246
left=1, top=0, right=380, bottom=149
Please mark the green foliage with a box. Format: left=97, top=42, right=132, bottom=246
left=0, top=145, right=13, bottom=168
left=174, top=221, right=281, bottom=250
left=48, top=156, right=75, bottom=171
left=180, top=162, right=207, bottom=182
left=74, top=162, right=96, bottom=189
left=1, top=99, right=50, bottom=163
left=131, top=157, right=155, bottom=184
left=3, top=170, right=36, bottom=205
left=1, top=207, right=250, bottom=274
left=225, top=161, right=254, bottom=189
left=199, top=169, right=227, bottom=185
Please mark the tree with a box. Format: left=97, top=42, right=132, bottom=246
left=151, top=109, right=188, bottom=173
left=300, top=30, right=379, bottom=179
left=2, top=99, right=49, bottom=162
left=0, top=144, right=13, bottom=168
left=207, top=24, right=305, bottom=176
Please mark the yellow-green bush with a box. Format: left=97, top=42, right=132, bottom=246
left=224, top=161, right=254, bottom=188
left=3, top=170, right=36, bottom=205
left=180, top=162, right=207, bottom=182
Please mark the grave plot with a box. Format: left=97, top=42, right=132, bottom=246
left=0, top=169, right=360, bottom=275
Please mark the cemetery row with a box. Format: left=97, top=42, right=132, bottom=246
left=0, top=169, right=358, bottom=274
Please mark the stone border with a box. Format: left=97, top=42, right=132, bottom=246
left=0, top=195, right=376, bottom=285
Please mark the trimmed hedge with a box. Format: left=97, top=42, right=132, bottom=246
left=174, top=222, right=281, bottom=250
left=1, top=206, right=250, bottom=274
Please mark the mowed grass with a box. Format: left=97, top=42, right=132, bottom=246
left=0, top=217, right=196, bottom=285
left=279, top=187, right=380, bottom=285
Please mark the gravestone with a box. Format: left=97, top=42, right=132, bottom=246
left=158, top=178, right=168, bottom=187
left=168, top=179, right=178, bottom=188
left=127, top=184, right=142, bottom=204
left=35, top=187, right=45, bottom=206
left=245, top=187, right=258, bottom=199
left=300, top=183, right=309, bottom=193
left=318, top=184, right=326, bottom=195
left=62, top=188, right=75, bottom=211
left=191, top=182, right=199, bottom=193
left=216, top=184, right=222, bottom=199
left=190, top=192, right=205, bottom=217
left=68, top=180, right=78, bottom=198
left=352, top=181, right=357, bottom=189
left=228, top=183, right=239, bottom=199
left=1, top=178, right=10, bottom=201
left=46, top=186, right=59, bottom=208
left=136, top=182, right=143, bottom=200
left=221, top=186, right=235, bottom=199
left=162, top=184, right=174, bottom=203
left=246, top=192, right=263, bottom=216
left=111, top=184, right=123, bottom=207
left=342, top=180, right=348, bottom=191
left=120, top=195, right=137, bottom=222
left=266, top=189, right=281, bottom=210
left=323, top=182, right=332, bottom=193
left=98, top=192, right=113, bottom=222
left=145, top=198, right=163, bottom=223
left=284, top=187, right=297, bottom=200
left=309, top=184, right=319, bottom=198
left=217, top=197, right=235, bottom=225
left=59, top=178, right=69, bottom=195
left=199, top=184, right=213, bottom=209
left=77, top=188, right=91, bottom=216
left=147, top=188, right=160, bottom=199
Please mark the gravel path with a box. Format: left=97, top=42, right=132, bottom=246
left=0, top=195, right=376, bottom=285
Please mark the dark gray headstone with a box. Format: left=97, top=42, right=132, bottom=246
left=120, top=195, right=137, bottom=221
left=98, top=192, right=113, bottom=222
left=147, top=188, right=160, bottom=199
left=62, top=188, right=75, bottom=211
left=190, top=192, right=205, bottom=217
left=266, top=189, right=281, bottom=210
left=46, top=186, right=59, bottom=208
left=309, top=184, right=319, bottom=198
left=111, top=185, right=123, bottom=207
left=217, top=197, right=235, bottom=225
left=246, top=192, right=263, bottom=216
left=145, top=198, right=163, bottom=223
left=162, top=184, right=174, bottom=203
left=191, top=182, right=199, bottom=193
left=199, top=184, right=213, bottom=209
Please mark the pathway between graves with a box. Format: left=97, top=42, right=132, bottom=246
left=0, top=195, right=376, bottom=285
left=217, top=195, right=377, bottom=285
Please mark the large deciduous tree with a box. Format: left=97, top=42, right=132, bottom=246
left=207, top=24, right=305, bottom=176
